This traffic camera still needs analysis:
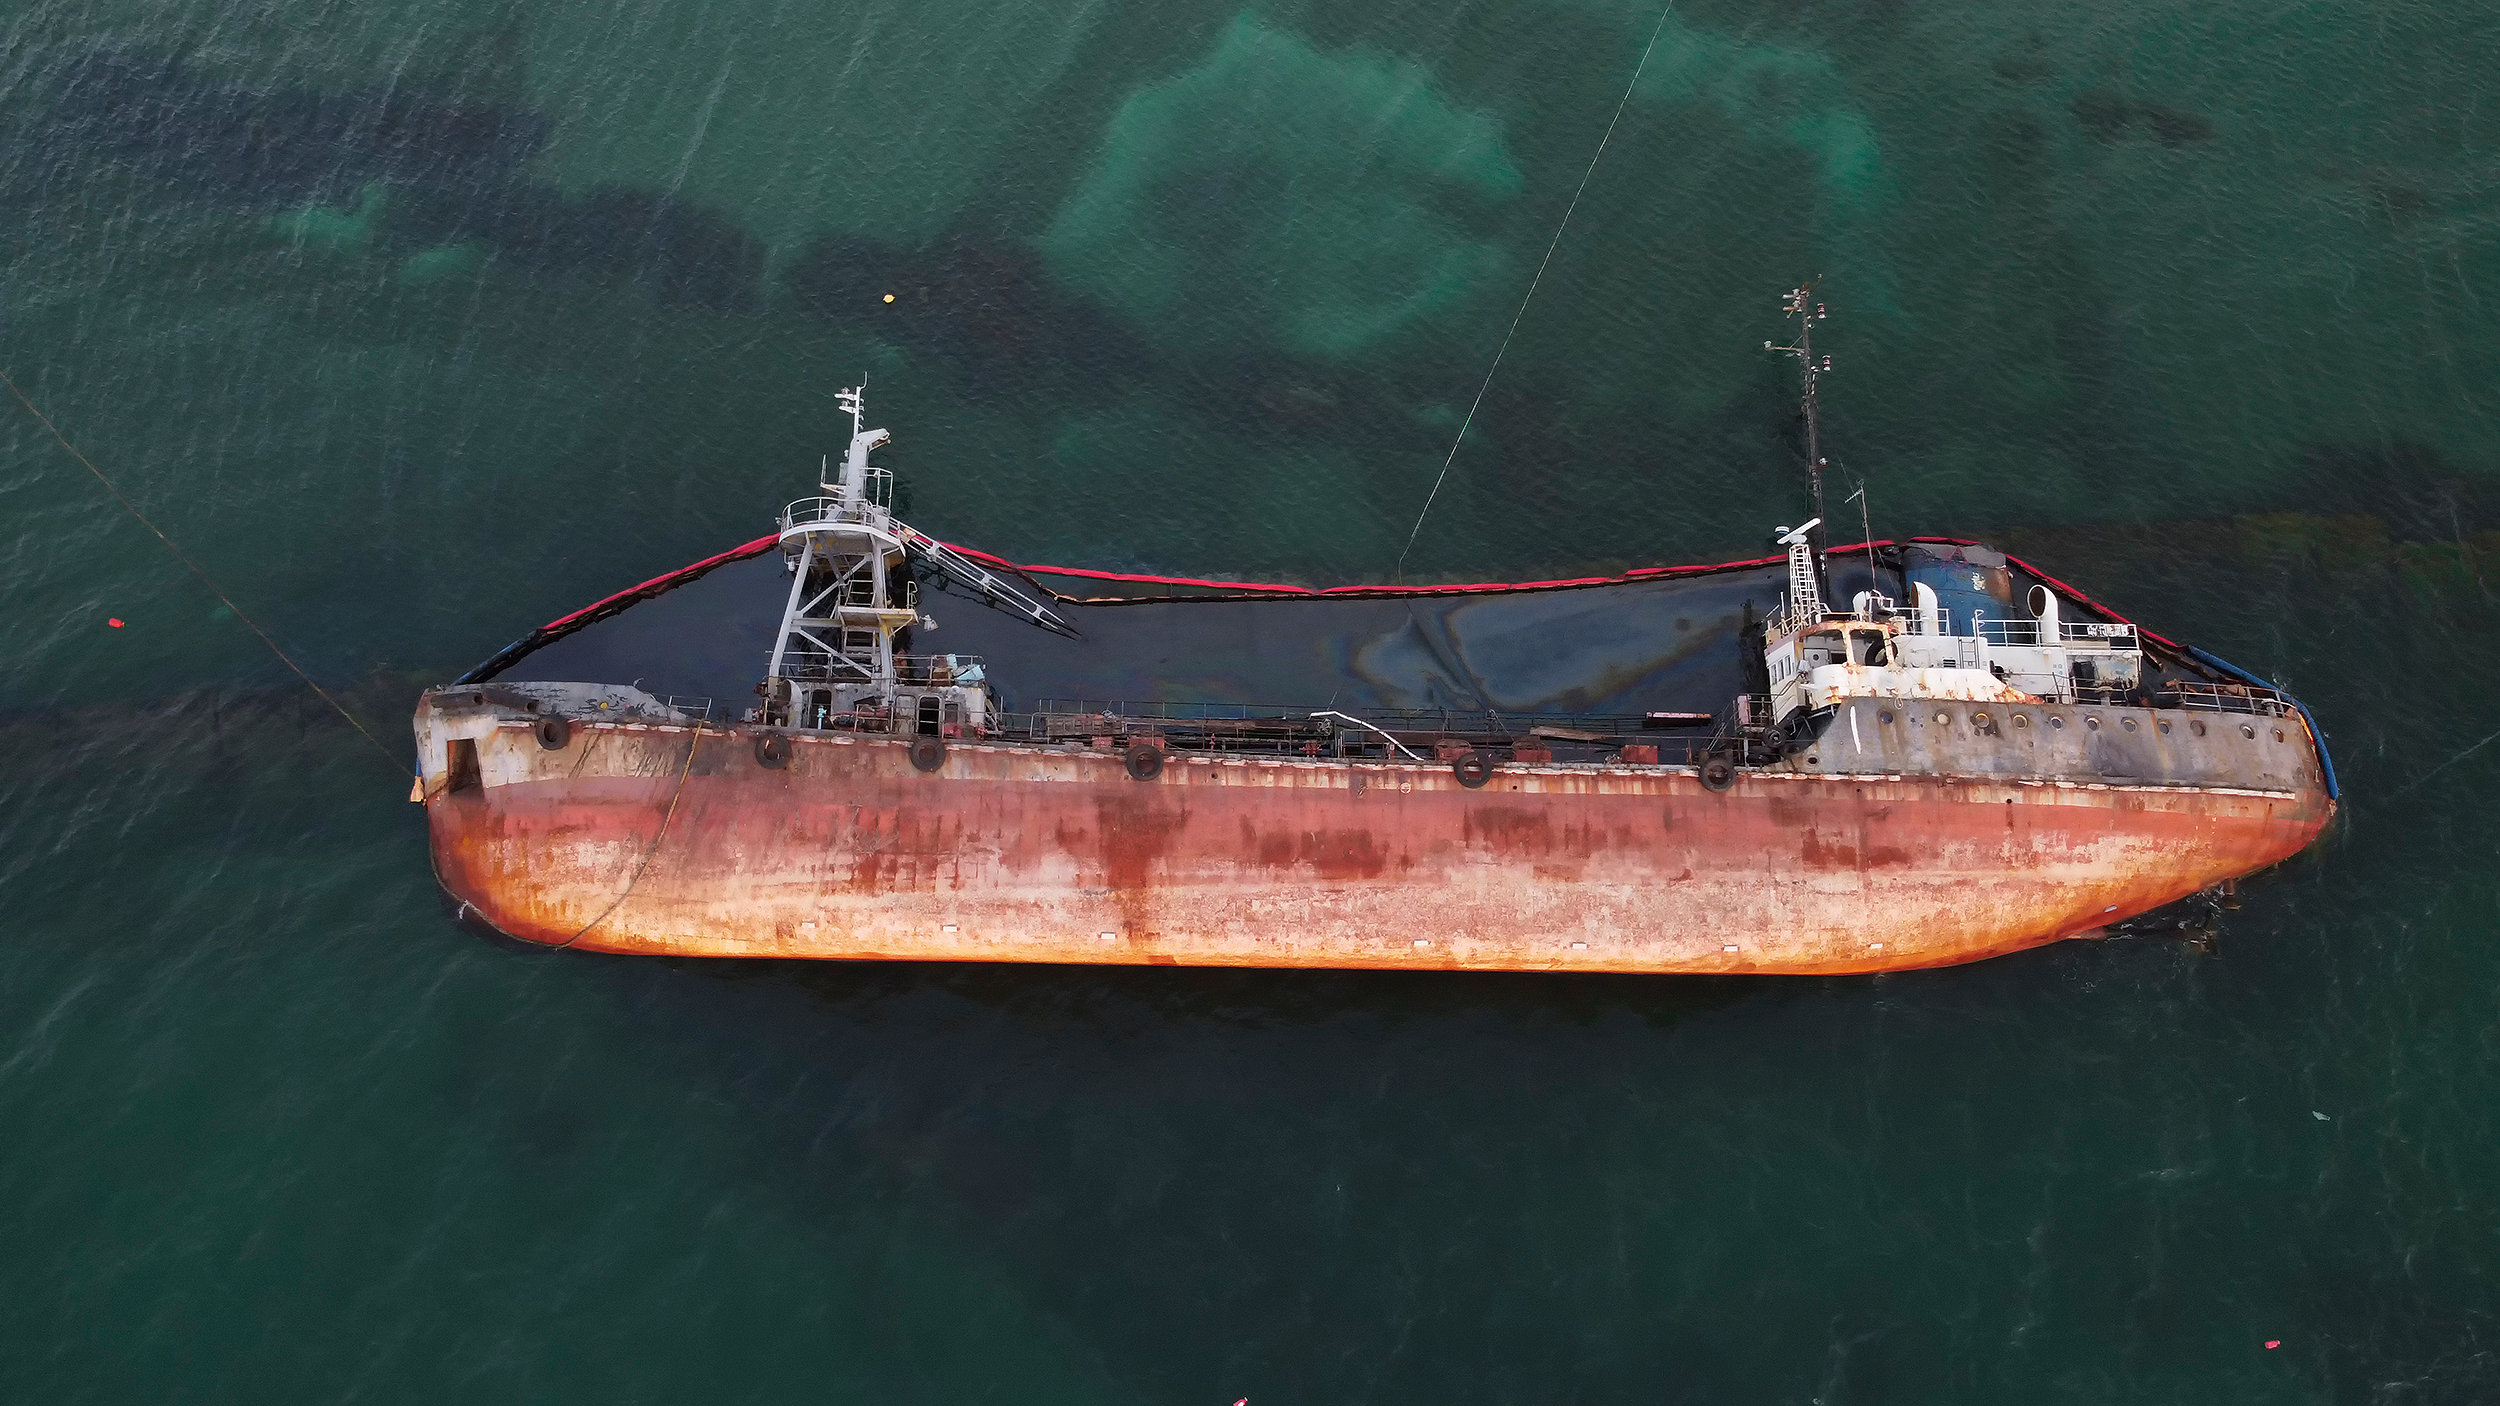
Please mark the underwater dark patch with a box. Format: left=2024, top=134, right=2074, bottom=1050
left=2067, top=90, right=2216, bottom=148
left=2070, top=90, right=2135, bottom=142
left=2139, top=104, right=2216, bottom=147
left=388, top=184, right=764, bottom=313
left=2282, top=440, right=2500, bottom=541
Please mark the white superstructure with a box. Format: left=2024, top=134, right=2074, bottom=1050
left=1761, top=527, right=2144, bottom=737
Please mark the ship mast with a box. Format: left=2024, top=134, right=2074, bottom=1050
left=760, top=384, right=1075, bottom=729
left=1766, top=284, right=1832, bottom=605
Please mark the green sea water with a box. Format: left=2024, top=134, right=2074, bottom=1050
left=2, top=1, right=2497, bottom=1400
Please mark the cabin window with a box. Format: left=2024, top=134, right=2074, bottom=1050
left=1801, top=632, right=1850, bottom=669
left=917, top=696, right=942, bottom=736
left=445, top=737, right=481, bottom=793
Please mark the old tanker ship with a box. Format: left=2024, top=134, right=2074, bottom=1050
left=415, top=294, right=2336, bottom=973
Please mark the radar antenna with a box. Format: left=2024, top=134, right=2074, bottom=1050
left=1774, top=517, right=1824, bottom=622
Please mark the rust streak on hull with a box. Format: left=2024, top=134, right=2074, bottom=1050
left=425, top=721, right=2332, bottom=974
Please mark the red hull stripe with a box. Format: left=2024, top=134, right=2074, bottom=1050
left=938, top=540, right=1928, bottom=599
left=539, top=532, right=782, bottom=632
left=1994, top=549, right=2180, bottom=649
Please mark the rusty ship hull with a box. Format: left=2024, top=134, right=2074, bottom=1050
left=414, top=352, right=2339, bottom=973
left=418, top=683, right=2334, bottom=973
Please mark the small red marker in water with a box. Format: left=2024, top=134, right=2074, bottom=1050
left=107, top=617, right=124, bottom=628
left=2265, top=1340, right=2280, bottom=1349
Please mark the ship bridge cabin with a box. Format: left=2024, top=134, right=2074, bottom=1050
left=1761, top=526, right=2143, bottom=735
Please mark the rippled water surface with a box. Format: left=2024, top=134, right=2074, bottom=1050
left=3, top=1, right=2496, bottom=1400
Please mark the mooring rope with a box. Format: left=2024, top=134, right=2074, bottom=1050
left=546, top=721, right=708, bottom=951
left=1394, top=1, right=1677, bottom=582
left=2388, top=724, right=2500, bottom=800
left=1, top=366, right=407, bottom=777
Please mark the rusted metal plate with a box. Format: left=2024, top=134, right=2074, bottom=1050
left=422, top=715, right=2332, bottom=974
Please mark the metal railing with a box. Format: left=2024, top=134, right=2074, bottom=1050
left=898, top=654, right=986, bottom=686
left=1765, top=599, right=1878, bottom=641
left=773, top=653, right=986, bottom=687
left=991, top=701, right=1713, bottom=765
left=781, top=488, right=893, bottom=534
left=2161, top=681, right=2292, bottom=717
left=1954, top=617, right=2144, bottom=651
left=1994, top=671, right=2069, bottom=699
left=2062, top=620, right=2139, bottom=646
left=1764, top=597, right=1811, bottom=641
left=774, top=651, right=880, bottom=685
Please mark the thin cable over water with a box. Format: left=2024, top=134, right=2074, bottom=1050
left=1, top=366, right=408, bottom=777
left=1395, top=1, right=1676, bottom=582
left=2389, top=724, right=2500, bottom=799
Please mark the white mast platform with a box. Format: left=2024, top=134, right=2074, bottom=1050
left=758, top=386, right=1069, bottom=737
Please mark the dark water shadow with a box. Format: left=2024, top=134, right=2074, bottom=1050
left=4, top=44, right=764, bottom=313
left=12, top=45, right=547, bottom=206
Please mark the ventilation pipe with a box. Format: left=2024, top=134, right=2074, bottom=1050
left=2027, top=584, right=2061, bottom=641
left=1912, top=581, right=1940, bottom=635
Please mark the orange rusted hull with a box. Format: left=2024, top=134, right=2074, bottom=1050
left=422, top=716, right=2332, bottom=974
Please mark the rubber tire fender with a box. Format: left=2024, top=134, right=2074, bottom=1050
left=909, top=736, right=947, bottom=773
left=1699, top=753, right=1738, bottom=792
left=1451, top=749, right=1495, bottom=789
left=754, top=732, right=792, bottom=769
left=534, top=717, right=572, bottom=751
left=1124, top=743, right=1165, bottom=781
